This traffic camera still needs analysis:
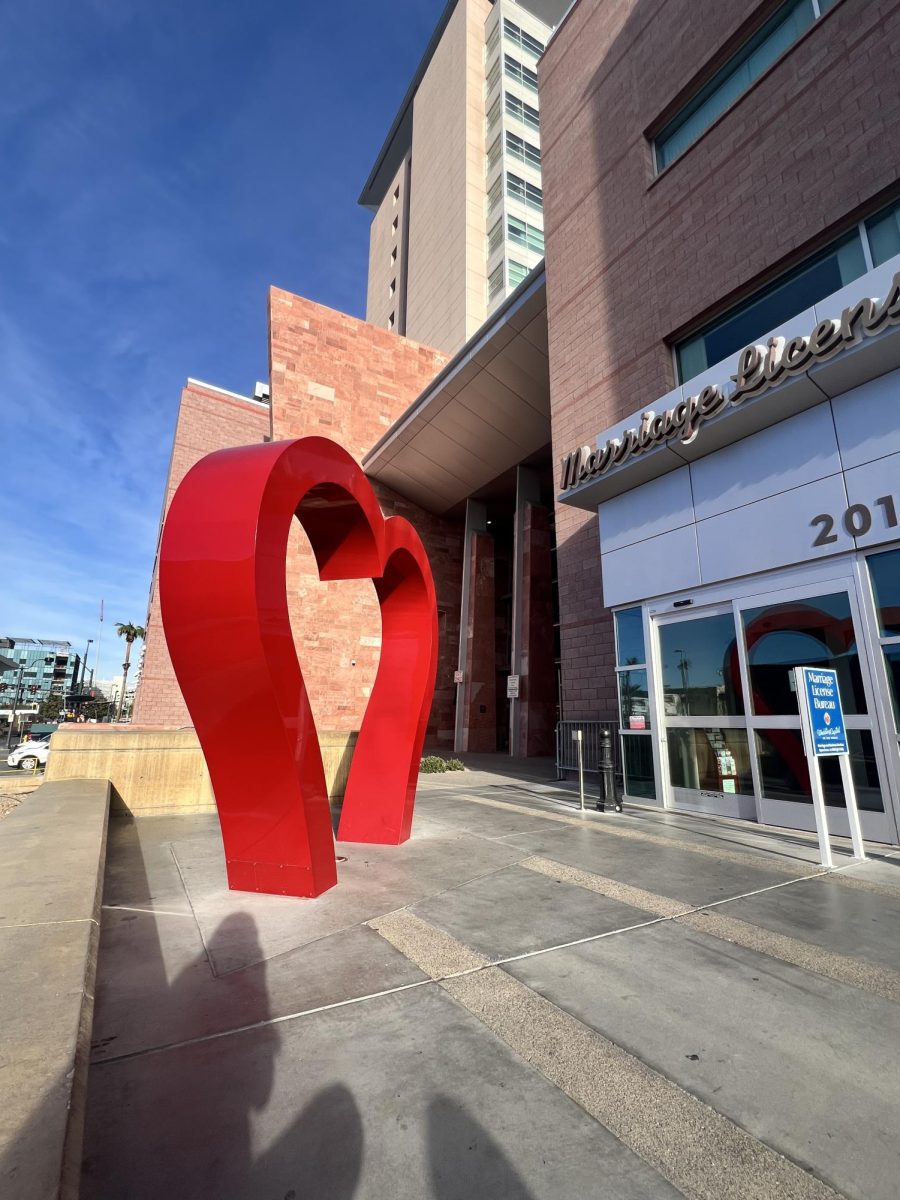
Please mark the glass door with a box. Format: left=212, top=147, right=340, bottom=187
left=655, top=606, right=757, bottom=820
left=737, top=581, right=898, bottom=843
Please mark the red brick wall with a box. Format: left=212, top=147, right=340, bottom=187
left=268, top=287, right=463, bottom=746
left=540, top=0, right=900, bottom=719
left=518, top=505, right=556, bottom=757
left=133, top=381, right=271, bottom=727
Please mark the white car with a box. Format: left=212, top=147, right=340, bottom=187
left=7, top=738, right=50, bottom=771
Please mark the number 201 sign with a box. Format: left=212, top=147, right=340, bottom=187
left=811, top=494, right=898, bottom=547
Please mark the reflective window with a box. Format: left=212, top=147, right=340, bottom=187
left=507, top=214, right=544, bottom=255
left=655, top=0, right=816, bottom=170
left=742, top=593, right=866, bottom=715
left=615, top=608, right=645, bottom=666
left=756, top=729, right=884, bottom=811
left=505, top=131, right=541, bottom=170
left=508, top=259, right=529, bottom=289
left=623, top=734, right=656, bottom=799
left=504, top=53, right=538, bottom=93
left=488, top=263, right=505, bottom=302
left=659, top=614, right=743, bottom=716
left=618, top=669, right=650, bottom=729
left=503, top=17, right=544, bottom=58
left=505, top=92, right=540, bottom=133
left=675, top=233, right=866, bottom=382
left=667, top=728, right=753, bottom=796
left=865, top=198, right=900, bottom=267
left=867, top=548, right=900, bottom=637
left=881, top=646, right=900, bottom=728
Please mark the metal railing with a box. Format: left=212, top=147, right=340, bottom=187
left=555, top=720, right=621, bottom=781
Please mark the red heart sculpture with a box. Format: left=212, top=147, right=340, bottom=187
left=159, top=436, right=438, bottom=898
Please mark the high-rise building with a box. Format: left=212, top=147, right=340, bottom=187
left=360, top=0, right=564, bottom=355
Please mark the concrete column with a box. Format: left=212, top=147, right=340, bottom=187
left=455, top=500, right=489, bottom=753
left=509, top=466, right=541, bottom=755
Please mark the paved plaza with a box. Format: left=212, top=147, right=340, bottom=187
left=80, top=763, right=900, bottom=1200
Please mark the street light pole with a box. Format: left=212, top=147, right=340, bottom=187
left=77, top=639, right=93, bottom=713
left=4, top=665, right=24, bottom=750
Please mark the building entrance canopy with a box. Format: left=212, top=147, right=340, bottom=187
left=364, top=271, right=550, bottom=514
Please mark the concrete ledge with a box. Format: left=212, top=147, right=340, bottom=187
left=0, top=778, right=110, bottom=1200
left=44, top=727, right=358, bottom=814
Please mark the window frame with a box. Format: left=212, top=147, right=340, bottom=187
left=672, top=196, right=900, bottom=384
left=653, top=0, right=825, bottom=173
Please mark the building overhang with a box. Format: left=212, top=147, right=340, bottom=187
left=363, top=268, right=550, bottom=514
left=559, top=262, right=900, bottom=511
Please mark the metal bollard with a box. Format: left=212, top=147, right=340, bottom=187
left=597, top=729, right=621, bottom=813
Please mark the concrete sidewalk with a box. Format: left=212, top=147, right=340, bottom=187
left=82, top=769, right=900, bottom=1199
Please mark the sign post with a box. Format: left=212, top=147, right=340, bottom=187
left=794, top=666, right=866, bottom=866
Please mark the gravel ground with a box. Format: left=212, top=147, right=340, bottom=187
left=0, top=793, right=23, bottom=820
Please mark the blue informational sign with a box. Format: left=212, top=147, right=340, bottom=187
left=800, top=667, right=849, bottom=757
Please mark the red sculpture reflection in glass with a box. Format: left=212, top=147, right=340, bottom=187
left=159, top=437, right=438, bottom=898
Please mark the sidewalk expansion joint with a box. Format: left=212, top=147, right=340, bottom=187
left=453, top=789, right=900, bottom=900
left=369, top=908, right=843, bottom=1200
left=521, top=856, right=900, bottom=1004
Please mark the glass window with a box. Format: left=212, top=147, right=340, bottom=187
left=659, top=614, right=744, bottom=716
left=508, top=259, right=529, bottom=289
left=487, top=135, right=502, bottom=172
left=488, top=262, right=505, bottom=302
left=507, top=214, right=544, bottom=255
left=622, top=734, right=656, bottom=799
left=487, top=175, right=503, bottom=214
left=486, top=58, right=501, bottom=94
left=619, top=669, right=650, bottom=729
left=756, top=728, right=884, bottom=811
left=504, top=18, right=537, bottom=57
left=881, top=645, right=900, bottom=728
left=506, top=131, right=541, bottom=170
left=675, top=232, right=867, bottom=382
left=486, top=94, right=502, bottom=134
left=504, top=53, right=539, bottom=93
left=503, top=18, right=545, bottom=58
left=866, top=198, right=900, bottom=268
left=615, top=608, right=645, bottom=666
left=488, top=217, right=504, bottom=256
left=655, top=0, right=817, bottom=170
left=667, top=728, right=753, bottom=795
left=505, top=92, right=540, bottom=133
left=742, top=592, right=866, bottom=715
left=868, top=548, right=900, bottom=637
left=506, top=172, right=543, bottom=212
left=486, top=22, right=500, bottom=56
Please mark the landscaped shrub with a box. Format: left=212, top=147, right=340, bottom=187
left=419, top=755, right=466, bottom=773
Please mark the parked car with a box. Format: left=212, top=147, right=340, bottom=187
left=7, top=739, right=51, bottom=771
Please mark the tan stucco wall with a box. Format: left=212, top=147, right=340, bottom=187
left=404, top=0, right=490, bottom=355
left=44, top=727, right=359, bottom=813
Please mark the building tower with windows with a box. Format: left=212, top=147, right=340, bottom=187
left=359, top=0, right=563, bottom=356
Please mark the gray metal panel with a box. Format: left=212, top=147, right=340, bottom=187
left=690, top=403, right=842, bottom=523
left=601, top=523, right=701, bottom=608
left=830, top=367, right=900, bottom=470
left=696, top=474, right=852, bottom=585
left=599, top=467, right=694, bottom=554
left=843, top=450, right=900, bottom=549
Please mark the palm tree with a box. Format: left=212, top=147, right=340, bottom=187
left=115, top=623, right=146, bottom=721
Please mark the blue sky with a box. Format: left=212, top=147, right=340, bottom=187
left=0, top=0, right=442, bottom=681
